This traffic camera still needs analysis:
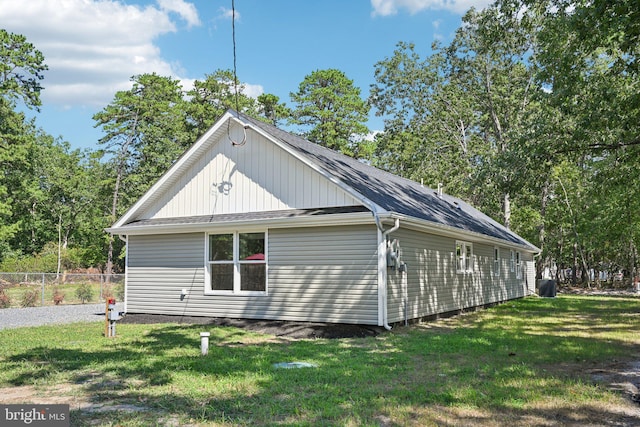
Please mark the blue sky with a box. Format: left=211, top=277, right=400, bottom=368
left=1, top=0, right=491, bottom=151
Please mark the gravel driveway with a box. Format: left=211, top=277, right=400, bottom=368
left=0, top=304, right=379, bottom=338
left=0, top=303, right=124, bottom=330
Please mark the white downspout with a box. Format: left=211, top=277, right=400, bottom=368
left=118, top=235, right=129, bottom=313
left=377, top=217, right=400, bottom=330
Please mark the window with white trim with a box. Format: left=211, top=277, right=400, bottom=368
left=516, top=251, right=522, bottom=279
left=493, top=247, right=500, bottom=277
left=510, top=249, right=515, bottom=273
left=207, top=231, right=266, bottom=294
left=456, top=241, right=474, bottom=273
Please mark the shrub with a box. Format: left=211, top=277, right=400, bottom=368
left=75, top=283, right=94, bottom=304
left=115, top=282, right=125, bottom=301
left=20, top=289, right=39, bottom=307
left=0, top=287, right=11, bottom=308
left=53, top=287, right=65, bottom=305
left=102, top=284, right=114, bottom=300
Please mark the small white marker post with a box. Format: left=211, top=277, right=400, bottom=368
left=200, top=332, right=210, bottom=356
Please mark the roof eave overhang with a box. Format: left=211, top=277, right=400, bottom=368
left=382, top=212, right=541, bottom=254
left=106, top=211, right=377, bottom=236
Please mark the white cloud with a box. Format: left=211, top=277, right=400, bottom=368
left=219, top=7, right=240, bottom=22
left=371, top=0, right=492, bottom=16
left=0, top=0, right=200, bottom=109
left=242, top=83, right=264, bottom=99
left=158, top=0, right=201, bottom=28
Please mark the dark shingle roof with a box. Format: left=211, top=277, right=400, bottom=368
left=239, top=112, right=537, bottom=251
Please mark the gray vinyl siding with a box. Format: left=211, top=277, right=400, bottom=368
left=126, top=225, right=379, bottom=324
left=386, top=228, right=532, bottom=324
left=267, top=225, right=378, bottom=324
left=127, top=233, right=205, bottom=314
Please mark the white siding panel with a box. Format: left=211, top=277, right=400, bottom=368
left=139, top=129, right=361, bottom=220
left=386, top=228, right=531, bottom=324
left=126, top=226, right=379, bottom=324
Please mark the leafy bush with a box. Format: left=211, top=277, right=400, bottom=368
left=101, top=285, right=112, bottom=300
left=115, top=282, right=125, bottom=301
left=0, top=252, right=58, bottom=273
left=101, top=282, right=125, bottom=303
left=75, top=283, right=94, bottom=304
left=53, top=287, right=65, bottom=305
left=20, top=289, right=39, bottom=307
left=0, top=243, right=105, bottom=273
left=0, top=287, right=11, bottom=308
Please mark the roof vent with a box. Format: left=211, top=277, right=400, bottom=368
left=437, top=183, right=443, bottom=198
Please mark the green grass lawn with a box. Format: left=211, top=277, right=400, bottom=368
left=1, top=294, right=639, bottom=426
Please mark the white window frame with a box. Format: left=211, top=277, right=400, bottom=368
left=516, top=251, right=522, bottom=279
left=205, top=231, right=268, bottom=296
left=510, top=249, right=515, bottom=273
left=456, top=241, right=474, bottom=274
left=493, top=247, right=500, bottom=278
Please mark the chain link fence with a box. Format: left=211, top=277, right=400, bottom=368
left=0, top=272, right=125, bottom=308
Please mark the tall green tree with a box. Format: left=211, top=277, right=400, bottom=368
left=290, top=69, right=370, bottom=158
left=515, top=0, right=640, bottom=280
left=0, top=29, right=48, bottom=109
left=370, top=41, right=483, bottom=198
left=94, top=73, right=188, bottom=274
left=185, top=69, right=258, bottom=140
left=370, top=4, right=544, bottom=229
left=0, top=30, right=48, bottom=258
left=256, top=93, right=290, bottom=126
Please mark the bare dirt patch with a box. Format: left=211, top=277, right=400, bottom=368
left=590, top=360, right=640, bottom=406
left=0, top=382, right=152, bottom=415
left=559, top=285, right=640, bottom=297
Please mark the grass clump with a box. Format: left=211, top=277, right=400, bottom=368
left=0, top=294, right=639, bottom=426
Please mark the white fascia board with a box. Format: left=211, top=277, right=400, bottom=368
left=238, top=117, right=386, bottom=217
left=386, top=213, right=541, bottom=254
left=106, top=211, right=376, bottom=236
left=111, top=111, right=236, bottom=229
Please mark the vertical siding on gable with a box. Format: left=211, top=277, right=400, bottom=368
left=126, top=226, right=379, bottom=324
left=386, top=228, right=531, bottom=324
left=139, top=129, right=361, bottom=220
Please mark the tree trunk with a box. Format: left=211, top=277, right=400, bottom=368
left=503, top=192, right=511, bottom=229
left=630, top=241, right=638, bottom=287
left=105, top=114, right=138, bottom=277
left=105, top=168, right=122, bottom=278
left=572, top=242, right=578, bottom=286
left=57, top=213, right=62, bottom=278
